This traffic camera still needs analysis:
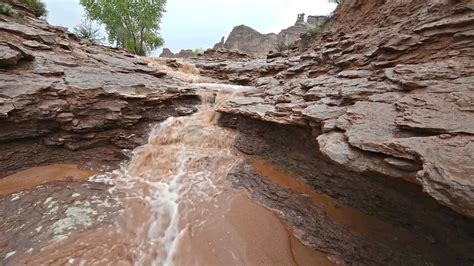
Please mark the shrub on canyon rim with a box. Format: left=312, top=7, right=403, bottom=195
left=276, top=41, right=293, bottom=52
left=302, top=23, right=326, bottom=47
left=80, top=0, right=167, bottom=56
left=20, top=0, right=47, bottom=17
left=74, top=19, right=104, bottom=45
left=194, top=48, right=204, bottom=56
left=0, top=3, right=17, bottom=17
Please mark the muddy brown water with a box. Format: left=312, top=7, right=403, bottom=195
left=1, top=86, right=341, bottom=265
left=0, top=164, right=96, bottom=198
left=3, top=84, right=466, bottom=265
left=5, top=84, right=468, bottom=265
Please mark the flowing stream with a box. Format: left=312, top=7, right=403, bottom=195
left=107, top=87, right=241, bottom=264
left=17, top=84, right=332, bottom=265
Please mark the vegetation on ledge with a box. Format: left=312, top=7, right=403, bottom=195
left=276, top=41, right=293, bottom=52
left=20, top=0, right=47, bottom=17
left=0, top=3, right=18, bottom=17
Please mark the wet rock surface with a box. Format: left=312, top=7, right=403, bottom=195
left=220, top=114, right=474, bottom=265
left=0, top=181, right=121, bottom=265
left=213, top=0, right=474, bottom=218
left=0, top=11, right=203, bottom=264
left=0, top=14, right=200, bottom=176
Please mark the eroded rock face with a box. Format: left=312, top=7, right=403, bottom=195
left=219, top=114, right=474, bottom=265
left=194, top=57, right=291, bottom=86
left=0, top=44, right=22, bottom=66
left=213, top=0, right=474, bottom=218
left=0, top=13, right=200, bottom=176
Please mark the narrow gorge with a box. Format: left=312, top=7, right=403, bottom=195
left=1, top=0, right=473, bottom=265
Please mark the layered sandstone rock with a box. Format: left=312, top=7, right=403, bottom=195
left=0, top=11, right=200, bottom=177
left=219, top=114, right=474, bottom=265
left=199, top=48, right=253, bottom=61
left=212, top=0, right=474, bottom=218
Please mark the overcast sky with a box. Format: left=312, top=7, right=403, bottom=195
left=43, top=0, right=337, bottom=55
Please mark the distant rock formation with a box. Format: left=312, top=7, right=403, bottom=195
left=176, top=49, right=194, bottom=58
left=222, top=25, right=278, bottom=58
left=161, top=14, right=327, bottom=58
left=219, top=14, right=327, bottom=57
left=213, top=37, right=225, bottom=49
left=307, top=15, right=327, bottom=26
left=159, top=48, right=195, bottom=58
left=160, top=48, right=175, bottom=58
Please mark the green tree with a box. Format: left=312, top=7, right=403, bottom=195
left=80, top=0, right=166, bottom=56
left=74, top=19, right=103, bottom=45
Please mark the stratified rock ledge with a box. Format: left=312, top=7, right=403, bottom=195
left=214, top=0, right=474, bottom=218
left=0, top=12, right=200, bottom=176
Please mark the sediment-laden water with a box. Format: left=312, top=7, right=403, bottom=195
left=10, top=85, right=331, bottom=265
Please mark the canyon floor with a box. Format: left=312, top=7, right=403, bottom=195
left=1, top=0, right=474, bottom=265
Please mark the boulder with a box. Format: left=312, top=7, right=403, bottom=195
left=0, top=44, right=22, bottom=66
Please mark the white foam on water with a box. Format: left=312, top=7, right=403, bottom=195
left=97, top=86, right=243, bottom=265
left=192, top=83, right=255, bottom=93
